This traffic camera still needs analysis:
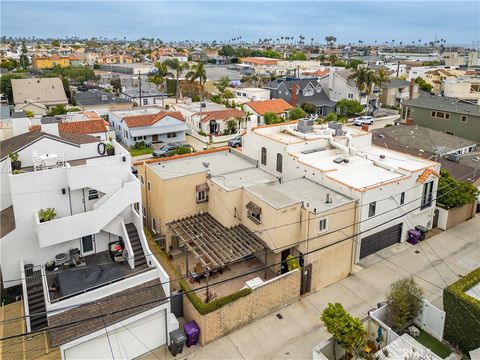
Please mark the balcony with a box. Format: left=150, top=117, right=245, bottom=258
left=35, top=174, right=140, bottom=248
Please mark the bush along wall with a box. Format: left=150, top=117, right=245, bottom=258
left=144, top=227, right=252, bottom=315
left=443, top=267, right=480, bottom=353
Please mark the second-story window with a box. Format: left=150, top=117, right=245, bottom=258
left=147, top=181, right=151, bottom=192
left=368, top=202, right=376, bottom=217
left=261, top=147, right=267, bottom=166
left=276, top=153, right=283, bottom=173
left=421, top=181, right=434, bottom=209
left=400, top=192, right=405, bottom=205
left=196, top=183, right=209, bottom=203
left=140, top=174, right=144, bottom=185
left=319, top=218, right=328, bottom=232
left=246, top=201, right=262, bottom=224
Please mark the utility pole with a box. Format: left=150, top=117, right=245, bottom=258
left=138, top=71, right=142, bottom=107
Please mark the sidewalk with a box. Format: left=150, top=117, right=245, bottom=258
left=137, top=217, right=480, bottom=360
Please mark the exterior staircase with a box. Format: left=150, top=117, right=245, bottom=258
left=25, top=267, right=48, bottom=331
left=126, top=223, right=147, bottom=268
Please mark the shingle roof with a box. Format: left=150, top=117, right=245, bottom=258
left=11, top=78, right=68, bottom=106
left=195, top=109, right=245, bottom=123
left=122, top=111, right=185, bottom=128
left=75, top=91, right=131, bottom=107
left=245, top=99, right=293, bottom=116
left=402, top=95, right=480, bottom=116
left=0, top=129, right=98, bottom=160
left=59, top=119, right=108, bottom=135
left=381, top=79, right=411, bottom=89
left=48, top=279, right=166, bottom=347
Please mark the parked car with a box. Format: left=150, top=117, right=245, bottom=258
left=228, top=136, right=242, bottom=148
left=353, top=116, right=374, bottom=126
left=153, top=143, right=193, bottom=158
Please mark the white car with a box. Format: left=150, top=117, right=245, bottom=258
left=353, top=116, right=374, bottom=126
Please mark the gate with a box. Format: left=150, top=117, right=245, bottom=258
left=300, top=264, right=312, bottom=295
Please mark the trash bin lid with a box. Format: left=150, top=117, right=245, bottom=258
left=184, top=320, right=200, bottom=335
left=170, top=329, right=186, bottom=343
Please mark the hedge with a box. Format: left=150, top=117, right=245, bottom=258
left=144, top=228, right=252, bottom=315
left=443, top=267, right=480, bottom=353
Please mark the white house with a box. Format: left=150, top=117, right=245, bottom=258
left=120, top=89, right=166, bottom=107
left=242, top=117, right=440, bottom=262
left=441, top=76, right=480, bottom=104
left=233, top=87, right=270, bottom=103
left=190, top=108, right=245, bottom=135
left=0, top=126, right=175, bottom=359
left=109, top=108, right=188, bottom=146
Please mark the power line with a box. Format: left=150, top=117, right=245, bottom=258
left=0, top=178, right=472, bottom=335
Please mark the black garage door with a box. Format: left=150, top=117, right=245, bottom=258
left=360, top=223, right=403, bottom=259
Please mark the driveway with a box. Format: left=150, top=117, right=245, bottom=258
left=137, top=217, right=480, bottom=360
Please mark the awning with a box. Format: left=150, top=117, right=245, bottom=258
left=246, top=201, right=262, bottom=214
left=196, top=183, right=209, bottom=192
left=168, top=212, right=266, bottom=269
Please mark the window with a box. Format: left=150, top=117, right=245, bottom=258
left=167, top=132, right=177, bottom=138
left=196, top=183, right=209, bottom=203
left=124, top=130, right=129, bottom=139
left=147, top=181, right=151, bottom=191
left=171, top=235, right=180, bottom=251
left=348, top=93, right=354, bottom=99
left=276, top=153, right=283, bottom=173
left=303, top=88, right=314, bottom=96
left=319, top=218, right=328, bottom=232
left=143, top=98, right=148, bottom=105
left=246, top=201, right=262, bottom=224
left=402, top=107, right=411, bottom=120
left=431, top=111, right=450, bottom=119
left=133, top=136, right=137, bottom=141
left=421, top=181, right=434, bottom=209
left=140, top=174, right=144, bottom=185
left=400, top=192, right=405, bottom=205
left=461, top=115, right=467, bottom=123
left=152, top=218, right=157, bottom=234
left=470, top=84, right=480, bottom=93
left=261, top=147, right=267, bottom=166
left=142, top=206, right=147, bottom=219
left=368, top=202, right=376, bottom=217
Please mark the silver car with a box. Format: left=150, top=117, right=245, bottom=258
left=353, top=116, right=374, bottom=126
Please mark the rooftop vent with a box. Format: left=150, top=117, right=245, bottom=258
left=334, top=157, right=345, bottom=164
left=101, top=94, right=108, bottom=101
left=379, top=154, right=386, bottom=159
left=297, top=118, right=314, bottom=133
left=328, top=121, right=343, bottom=136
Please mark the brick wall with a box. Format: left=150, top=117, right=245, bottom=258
left=183, top=269, right=301, bottom=345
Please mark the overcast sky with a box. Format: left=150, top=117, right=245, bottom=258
left=1, top=1, right=479, bottom=45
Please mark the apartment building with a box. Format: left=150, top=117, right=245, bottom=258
left=137, top=148, right=356, bottom=292
left=441, top=77, right=480, bottom=104
left=0, top=124, right=174, bottom=359
left=242, top=117, right=440, bottom=261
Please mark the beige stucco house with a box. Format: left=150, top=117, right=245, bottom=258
left=136, top=148, right=357, bottom=292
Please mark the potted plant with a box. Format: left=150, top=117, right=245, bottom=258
left=9, top=152, right=21, bottom=171
left=106, top=143, right=115, bottom=156
left=38, top=208, right=57, bottom=222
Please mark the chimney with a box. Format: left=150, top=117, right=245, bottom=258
left=409, top=79, right=415, bottom=99
left=328, top=71, right=334, bottom=90
left=290, top=83, right=298, bottom=107
left=40, top=117, right=60, bottom=136
left=12, top=112, right=31, bottom=136
left=246, top=114, right=258, bottom=133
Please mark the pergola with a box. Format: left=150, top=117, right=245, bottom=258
left=168, top=212, right=266, bottom=271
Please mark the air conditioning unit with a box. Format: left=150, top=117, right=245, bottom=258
left=446, top=153, right=460, bottom=162
left=297, top=118, right=314, bottom=133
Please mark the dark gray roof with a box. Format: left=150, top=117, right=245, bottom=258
left=296, top=91, right=336, bottom=107
left=402, top=95, right=480, bottom=116
left=40, top=116, right=60, bottom=124
left=381, top=79, right=411, bottom=89
left=0, top=129, right=98, bottom=160
left=12, top=111, right=26, bottom=119
left=75, top=90, right=131, bottom=107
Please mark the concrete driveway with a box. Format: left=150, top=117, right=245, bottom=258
left=137, top=217, right=480, bottom=360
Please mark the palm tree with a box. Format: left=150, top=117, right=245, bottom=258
left=349, top=67, right=379, bottom=112
left=148, top=61, right=173, bottom=107
left=186, top=62, right=207, bottom=100
left=164, top=58, right=189, bottom=103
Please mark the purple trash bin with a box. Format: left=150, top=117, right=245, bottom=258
left=184, top=320, right=200, bottom=347
left=407, top=229, right=421, bottom=245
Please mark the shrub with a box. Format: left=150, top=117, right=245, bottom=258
left=443, top=267, right=480, bottom=353
left=38, top=208, right=56, bottom=222
left=171, top=145, right=193, bottom=156
left=198, top=131, right=208, bottom=137
left=264, top=111, right=283, bottom=125
left=8, top=152, right=19, bottom=162
left=300, top=102, right=317, bottom=114
left=191, top=94, right=201, bottom=102
left=288, top=107, right=306, bottom=120
left=324, top=112, right=338, bottom=122
left=437, top=169, right=479, bottom=210
left=336, top=99, right=364, bottom=117
left=385, top=277, right=423, bottom=332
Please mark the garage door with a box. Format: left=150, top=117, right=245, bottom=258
left=360, top=223, right=402, bottom=259
left=64, top=310, right=167, bottom=360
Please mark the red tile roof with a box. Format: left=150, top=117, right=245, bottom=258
left=195, top=109, right=245, bottom=123
left=245, top=98, right=293, bottom=116
left=122, top=111, right=185, bottom=128
left=59, top=119, right=108, bottom=134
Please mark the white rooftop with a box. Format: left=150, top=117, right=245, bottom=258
left=111, top=108, right=160, bottom=118
left=246, top=178, right=354, bottom=212
left=210, top=167, right=277, bottom=191
left=374, top=334, right=442, bottom=360
left=173, top=101, right=226, bottom=114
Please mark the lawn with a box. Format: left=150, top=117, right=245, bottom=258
left=129, top=147, right=153, bottom=157
left=416, top=329, right=452, bottom=358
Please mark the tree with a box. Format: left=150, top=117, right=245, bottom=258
left=288, top=52, right=307, bottom=61
left=48, top=105, right=68, bottom=116
left=385, top=277, right=424, bottom=332
left=1, top=58, right=18, bottom=71
left=264, top=112, right=283, bottom=125
left=324, top=112, right=338, bottom=122
left=164, top=58, right=189, bottom=103
left=19, top=54, right=30, bottom=69
left=110, top=78, right=122, bottom=95
left=51, top=39, right=60, bottom=47
left=348, top=67, right=379, bottom=112
left=377, top=68, right=390, bottom=86
left=321, top=303, right=365, bottom=359
left=300, top=102, right=317, bottom=114
left=0, top=73, right=25, bottom=102
left=415, top=77, right=433, bottom=93
left=336, top=99, right=364, bottom=117
left=288, top=107, right=306, bottom=120
left=216, top=76, right=230, bottom=94
left=225, top=118, right=237, bottom=135
left=186, top=62, right=207, bottom=100
left=149, top=61, right=172, bottom=107
left=325, top=35, right=337, bottom=48
left=437, top=169, right=479, bottom=210
left=222, top=89, right=234, bottom=99
left=346, top=59, right=364, bottom=70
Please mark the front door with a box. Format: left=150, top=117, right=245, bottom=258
left=81, top=235, right=95, bottom=256
left=152, top=134, right=159, bottom=143
left=280, top=249, right=291, bottom=274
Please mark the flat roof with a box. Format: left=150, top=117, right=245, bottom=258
left=149, top=150, right=258, bottom=180
left=210, top=167, right=277, bottom=191
left=173, top=101, right=226, bottom=113
left=290, top=147, right=430, bottom=190
left=246, top=178, right=354, bottom=212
